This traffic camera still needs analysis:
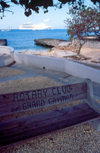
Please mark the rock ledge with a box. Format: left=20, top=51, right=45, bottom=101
left=34, top=38, right=70, bottom=48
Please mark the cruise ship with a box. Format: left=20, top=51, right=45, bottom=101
left=19, top=22, right=52, bottom=30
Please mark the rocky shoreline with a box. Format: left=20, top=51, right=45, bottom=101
left=0, top=38, right=100, bottom=69
left=34, top=38, right=70, bottom=48
left=22, top=38, right=100, bottom=69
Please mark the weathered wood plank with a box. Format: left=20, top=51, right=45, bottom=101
left=0, top=83, right=87, bottom=117
left=0, top=103, right=99, bottom=146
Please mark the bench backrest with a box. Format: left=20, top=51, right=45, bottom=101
left=1, top=79, right=100, bottom=147
left=0, top=79, right=93, bottom=118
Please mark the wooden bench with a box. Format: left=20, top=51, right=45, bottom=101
left=0, top=79, right=100, bottom=146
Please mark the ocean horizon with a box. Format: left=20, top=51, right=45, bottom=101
left=0, top=29, right=69, bottom=52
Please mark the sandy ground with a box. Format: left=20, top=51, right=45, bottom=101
left=0, top=76, right=60, bottom=94
left=1, top=123, right=100, bottom=153
left=80, top=47, right=100, bottom=61
left=21, top=44, right=100, bottom=69
left=0, top=65, right=100, bottom=153
left=0, top=67, right=25, bottom=79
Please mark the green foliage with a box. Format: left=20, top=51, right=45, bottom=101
left=0, top=0, right=99, bottom=18
left=66, top=6, right=100, bottom=40
left=65, top=5, right=100, bottom=53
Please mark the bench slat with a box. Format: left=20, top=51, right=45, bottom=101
left=0, top=83, right=87, bottom=117
left=0, top=103, right=100, bottom=146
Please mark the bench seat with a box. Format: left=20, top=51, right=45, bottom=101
left=0, top=103, right=100, bottom=146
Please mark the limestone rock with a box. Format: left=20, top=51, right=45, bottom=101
left=34, top=38, right=69, bottom=48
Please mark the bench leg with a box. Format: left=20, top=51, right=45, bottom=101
left=90, top=119, right=100, bottom=131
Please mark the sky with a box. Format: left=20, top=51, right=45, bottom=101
left=0, top=0, right=94, bottom=29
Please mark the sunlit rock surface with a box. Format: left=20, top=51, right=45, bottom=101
left=34, top=38, right=70, bottom=48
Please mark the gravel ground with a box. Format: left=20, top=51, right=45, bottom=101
left=0, top=76, right=60, bottom=94
left=0, top=67, right=100, bottom=153
left=1, top=123, right=100, bottom=153
left=0, top=67, right=25, bottom=79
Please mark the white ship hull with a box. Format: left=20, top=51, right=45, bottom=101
left=19, top=22, right=52, bottom=30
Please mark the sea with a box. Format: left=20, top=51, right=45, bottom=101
left=0, top=29, right=69, bottom=52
